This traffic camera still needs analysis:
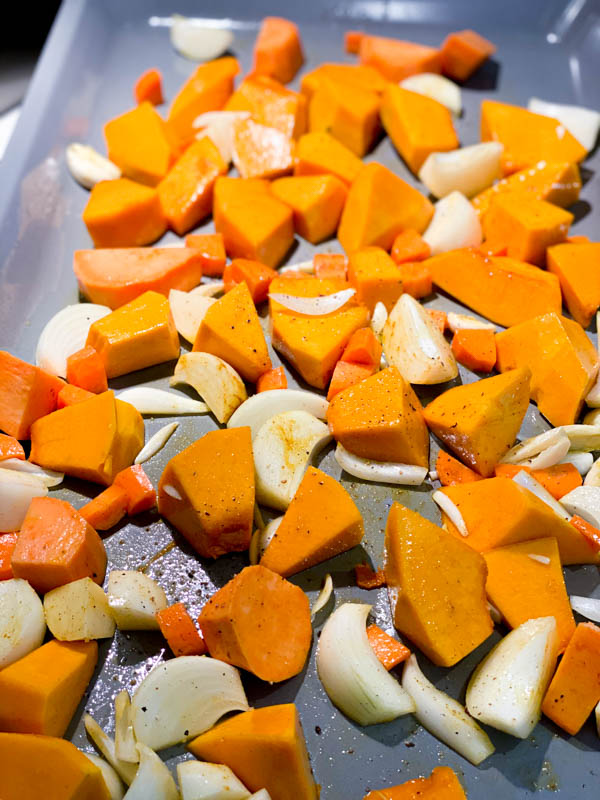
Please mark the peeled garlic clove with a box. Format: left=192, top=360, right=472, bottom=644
left=169, top=289, right=215, bottom=343
left=560, top=485, right=600, bottom=528
left=171, top=352, right=247, bottom=424
left=193, top=111, right=251, bottom=165
left=423, top=191, right=482, bottom=254
left=36, top=303, right=111, bottom=377
left=66, top=143, right=121, bottom=189
left=400, top=73, right=462, bottom=114
left=528, top=97, right=600, bottom=152
left=370, top=301, right=388, bottom=340
left=170, top=15, right=234, bottom=61
left=419, top=142, right=503, bottom=199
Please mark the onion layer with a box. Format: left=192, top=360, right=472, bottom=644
left=228, top=389, right=328, bottom=439
left=335, top=444, right=428, bottom=486
left=570, top=595, right=600, bottom=623
left=269, top=289, right=355, bottom=315
left=36, top=303, right=111, bottom=377
left=513, top=470, right=571, bottom=521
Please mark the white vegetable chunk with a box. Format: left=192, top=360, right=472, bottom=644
left=172, top=352, right=247, bottom=424
left=399, top=73, right=462, bottom=114
left=228, top=389, right=328, bottom=439
left=107, top=571, right=168, bottom=631
left=170, top=15, right=233, bottom=61
left=123, top=743, right=179, bottom=800
left=0, top=579, right=46, bottom=669
left=44, top=577, right=115, bottom=641
left=422, top=191, right=482, bottom=255
left=0, top=470, right=48, bottom=532
left=177, top=760, right=251, bottom=800
left=35, top=303, right=111, bottom=377
left=419, top=143, right=503, bottom=199
left=528, top=97, right=600, bottom=152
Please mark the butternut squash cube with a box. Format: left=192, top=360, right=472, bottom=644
left=294, top=131, right=362, bottom=186
left=158, top=427, right=254, bottom=559
left=0, top=351, right=63, bottom=440
left=301, top=63, right=387, bottom=101
left=495, top=312, right=599, bottom=426
left=384, top=503, right=493, bottom=666
left=309, top=78, right=381, bottom=157
left=547, top=242, right=600, bottom=328
left=87, top=290, right=179, bottom=378
left=327, top=367, right=429, bottom=465
left=193, top=281, right=271, bottom=382
left=363, top=767, right=466, bottom=800
left=225, top=75, right=307, bottom=139
left=188, top=704, right=318, bottom=800
left=232, top=118, right=294, bottom=180
left=422, top=367, right=531, bottom=477
left=104, top=101, right=172, bottom=186
left=0, top=640, right=98, bottom=736
left=358, top=35, right=442, bottom=82
left=260, top=466, right=364, bottom=576
left=347, top=246, right=403, bottom=312
left=271, top=174, right=347, bottom=243
left=381, top=85, right=459, bottom=174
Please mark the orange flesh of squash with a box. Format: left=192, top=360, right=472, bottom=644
left=225, top=75, right=307, bottom=139
left=66, top=346, right=108, bottom=394
left=0, top=433, right=25, bottom=460
left=271, top=174, right=348, bottom=244
left=232, top=118, right=295, bottom=180
left=363, top=766, right=467, bottom=800
left=294, top=130, right=363, bottom=186
left=184, top=233, right=227, bottom=276
left=547, top=242, right=600, bottom=328
left=0, top=533, right=18, bottom=580
left=347, top=246, right=403, bottom=312
left=451, top=328, right=497, bottom=372
left=358, top=35, right=442, bottom=82
left=440, top=29, right=496, bottom=81
left=494, top=462, right=582, bottom=501
left=300, top=63, right=387, bottom=101
left=134, top=68, right=163, bottom=106
left=104, top=101, right=172, bottom=186
left=0, top=351, right=63, bottom=439
left=252, top=16, right=304, bottom=84
left=308, top=78, right=381, bottom=158
left=327, top=360, right=374, bottom=400
left=436, top=449, right=483, bottom=486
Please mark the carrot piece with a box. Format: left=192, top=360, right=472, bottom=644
left=426, top=308, right=448, bottom=334
left=390, top=229, right=431, bottom=265
left=185, top=232, right=227, bottom=277
left=326, top=360, right=374, bottom=401
left=345, top=31, right=364, bottom=54
left=354, top=563, right=386, bottom=589
left=366, top=624, right=411, bottom=670
left=252, top=17, right=304, bottom=84
left=0, top=351, right=63, bottom=440
left=223, top=258, right=278, bottom=305
left=57, top=384, right=95, bottom=408
left=397, top=261, right=432, bottom=299
left=156, top=602, right=207, bottom=657
left=134, top=68, right=164, bottom=105
left=495, top=463, right=582, bottom=501
left=113, top=464, right=157, bottom=515
left=11, top=497, right=107, bottom=593
left=451, top=329, right=497, bottom=373
left=441, top=29, right=496, bottom=82
left=66, top=346, right=108, bottom=394
left=79, top=485, right=129, bottom=531
left=0, top=434, right=25, bottom=462
left=313, top=253, right=348, bottom=280
left=341, top=328, right=382, bottom=369
left=436, top=450, right=483, bottom=486
left=257, top=367, right=288, bottom=393
left=570, top=514, right=600, bottom=552
left=541, top=622, right=600, bottom=735
left=358, top=35, right=442, bottom=82
left=0, top=533, right=18, bottom=581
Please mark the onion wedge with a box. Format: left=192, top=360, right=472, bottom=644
left=528, top=97, right=600, bottom=152
left=123, top=743, right=178, bottom=800
left=584, top=458, right=600, bottom=487
left=115, top=690, right=138, bottom=764
left=370, top=301, right=388, bottom=340
left=177, top=761, right=250, bottom=800
left=560, top=451, right=593, bottom=476
left=228, top=389, right=328, bottom=439
left=312, top=574, right=333, bottom=619
left=500, top=428, right=570, bottom=469
left=279, top=261, right=315, bottom=275
left=399, top=73, right=462, bottom=114
left=169, top=289, right=215, bottom=343
left=0, top=579, right=46, bottom=669
left=84, top=753, right=125, bottom=800
left=422, top=191, right=482, bottom=255
left=66, top=143, right=121, bottom=189
left=117, top=387, right=208, bottom=416
left=107, top=571, right=168, bottom=630
left=432, top=490, right=469, bottom=536
left=558, top=424, right=600, bottom=452
left=316, top=603, right=416, bottom=725
left=190, top=281, right=225, bottom=298
left=560, top=486, right=600, bottom=528
left=269, top=288, right=355, bottom=316
left=570, top=595, right=600, bottom=623
left=171, top=352, right=247, bottom=424
left=36, top=303, right=111, bottom=377
left=135, top=422, right=178, bottom=465
left=466, top=616, right=558, bottom=739
left=513, top=470, right=571, bottom=521
left=249, top=515, right=282, bottom=565
left=335, top=444, right=428, bottom=485
left=170, top=15, right=233, bottom=61
left=402, top=654, right=494, bottom=764
left=0, top=458, right=63, bottom=487
left=446, top=312, right=495, bottom=333
left=419, top=143, right=503, bottom=199
left=193, top=111, right=250, bottom=164
left=0, top=470, right=47, bottom=532
left=84, top=715, right=138, bottom=786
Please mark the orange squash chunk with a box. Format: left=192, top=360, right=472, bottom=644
left=157, top=137, right=226, bottom=235
left=385, top=503, right=492, bottom=666
left=547, top=242, right=600, bottom=328
left=438, top=477, right=600, bottom=565
left=0, top=433, right=24, bottom=461
left=363, top=767, right=467, bottom=800
left=472, top=161, right=581, bottom=218
left=327, top=361, right=374, bottom=400
left=134, top=67, right=163, bottom=106
left=82, top=177, right=167, bottom=248
left=30, top=390, right=144, bottom=486
left=0, top=640, right=98, bottom=736
left=226, top=75, right=307, bottom=139
left=495, top=312, right=598, bottom=426
left=87, top=290, right=179, bottom=378
left=294, top=131, right=363, bottom=186
left=189, top=704, right=318, bottom=800
left=495, top=462, right=582, bottom=501
left=391, top=229, right=430, bottom=265
left=104, top=101, right=172, bottom=186
left=260, top=466, right=364, bottom=576
left=308, top=78, right=380, bottom=157
left=213, top=177, right=294, bottom=268
left=167, top=57, right=240, bottom=151
left=484, top=537, right=575, bottom=653
left=0, top=351, right=62, bottom=439
left=327, top=367, right=429, bottom=465
left=300, top=63, right=387, bottom=101
left=0, top=733, right=110, bottom=800
left=441, top=29, right=496, bottom=81
left=185, top=233, right=227, bottom=276
left=223, top=258, right=278, bottom=305
left=193, top=281, right=271, bottom=382
left=347, top=246, right=403, bottom=312
left=451, top=328, right=497, bottom=372
left=338, top=162, right=434, bottom=253
left=541, top=622, right=600, bottom=734
left=358, top=35, right=442, bottom=81
left=428, top=247, right=562, bottom=327
left=381, top=86, right=459, bottom=174
left=436, top=450, right=483, bottom=486
left=271, top=174, right=347, bottom=243
left=481, top=100, right=587, bottom=175
left=231, top=118, right=294, bottom=179
left=253, top=16, right=304, bottom=84
left=158, top=427, right=254, bottom=559
left=423, top=367, right=531, bottom=477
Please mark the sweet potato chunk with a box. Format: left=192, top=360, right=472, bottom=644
left=104, top=101, right=172, bottom=186
left=347, top=246, right=403, bottom=312
left=547, top=242, right=600, bottom=328
left=271, top=174, right=347, bottom=243
left=0, top=351, right=62, bottom=439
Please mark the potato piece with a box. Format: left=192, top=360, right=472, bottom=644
left=44, top=577, right=115, bottom=641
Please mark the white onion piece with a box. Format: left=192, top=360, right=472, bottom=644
left=513, top=471, right=571, bottom=521
left=596, top=699, right=600, bottom=737
left=432, top=490, right=469, bottom=536
left=269, top=289, right=355, bottom=316
left=194, top=112, right=251, bottom=165
left=399, top=73, right=462, bottom=114
left=279, top=260, right=315, bottom=274
left=117, top=387, right=208, bottom=416
left=169, top=289, right=215, bottom=344
left=66, top=143, right=121, bottom=190
left=370, top=301, right=388, bottom=340
left=312, top=574, right=333, bottom=619
left=253, top=503, right=265, bottom=530
left=559, top=424, right=600, bottom=452
left=115, top=690, right=138, bottom=764
left=528, top=97, right=600, bottom=152
left=446, top=311, right=495, bottom=333
left=248, top=793, right=272, bottom=800
left=0, top=459, right=63, bottom=487
left=124, top=743, right=179, bottom=800
left=190, top=281, right=225, bottom=298
left=402, top=654, right=494, bottom=765
left=528, top=554, right=551, bottom=565
left=172, top=352, right=247, bottom=424
left=163, top=485, right=182, bottom=501
left=0, top=579, right=46, bottom=669
left=44, top=577, right=116, bottom=641
left=487, top=601, right=502, bottom=625
left=177, top=761, right=250, bottom=800
left=429, top=469, right=439, bottom=482
left=511, top=436, right=571, bottom=470
left=335, top=443, right=428, bottom=485
left=500, top=428, right=570, bottom=466
left=249, top=515, right=283, bottom=565
left=584, top=408, right=600, bottom=426
left=560, top=451, right=593, bottom=476
left=84, top=753, right=125, bottom=800
left=35, top=303, right=111, bottom=377
left=135, top=422, right=178, bottom=465
left=107, top=571, right=168, bottom=631
left=131, top=656, right=249, bottom=751
left=170, top=15, right=234, bottom=61
left=228, top=389, right=328, bottom=439
left=0, top=469, right=48, bottom=532
left=84, top=715, right=138, bottom=786
left=466, top=616, right=558, bottom=739
left=584, top=458, right=600, bottom=487
left=316, top=603, right=416, bottom=725
left=194, top=111, right=251, bottom=130
left=419, top=142, right=503, bottom=199
left=560, top=486, right=600, bottom=528
left=570, top=595, right=600, bottom=623
left=422, top=191, right=482, bottom=255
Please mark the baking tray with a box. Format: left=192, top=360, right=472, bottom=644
left=1, top=0, right=599, bottom=796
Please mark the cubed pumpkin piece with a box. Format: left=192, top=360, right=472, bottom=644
left=104, top=101, right=172, bottom=186
left=327, top=367, right=429, bottom=465
left=260, top=466, right=364, bottom=576
left=158, top=427, right=254, bottom=559
left=301, top=63, right=387, bottom=101
left=381, top=85, right=459, bottom=174
left=358, top=35, right=442, bottom=81
left=547, top=242, right=600, bottom=328
left=57, top=384, right=94, bottom=408
left=30, top=391, right=144, bottom=486
left=440, top=29, right=496, bottom=81
left=313, top=253, right=348, bottom=280
left=188, top=704, right=318, bottom=800
left=397, top=261, right=432, bottom=299
left=113, top=464, right=156, bottom=515
left=271, top=174, right=348, bottom=244
left=232, top=118, right=294, bottom=180
left=0, top=533, right=18, bottom=581
left=226, top=75, right=307, bottom=139
left=451, top=328, right=497, bottom=373
left=156, top=602, right=207, bottom=657
left=484, top=537, right=575, bottom=653
left=0, top=433, right=25, bottom=461
left=252, top=17, right=304, bottom=84
left=185, top=232, right=227, bottom=277
left=134, top=67, right=163, bottom=106
left=338, top=162, right=434, bottom=253
left=0, top=640, right=98, bottom=736
left=385, top=503, right=493, bottom=666
left=257, top=366, right=287, bottom=392
left=327, top=361, right=374, bottom=401
left=309, top=78, right=380, bottom=157
left=86, top=290, right=179, bottom=378
left=495, top=311, right=598, bottom=426
left=341, top=327, right=382, bottom=368
left=0, top=352, right=63, bottom=439
left=347, top=246, right=403, bottom=312
left=82, top=178, right=167, bottom=248
left=436, top=450, right=483, bottom=486
left=193, top=281, right=271, bottom=382
left=391, top=229, right=430, bottom=264
left=223, top=258, right=278, bottom=305
left=363, top=767, right=467, bottom=800
left=495, top=462, right=582, bottom=501
left=294, top=131, right=362, bottom=186
left=66, top=346, right=108, bottom=394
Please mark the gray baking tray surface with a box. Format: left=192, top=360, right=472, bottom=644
left=1, top=0, right=599, bottom=797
